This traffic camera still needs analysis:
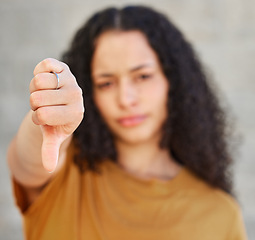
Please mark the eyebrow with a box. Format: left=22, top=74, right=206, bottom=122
left=129, top=63, right=154, bottom=72
left=94, top=63, right=154, bottom=78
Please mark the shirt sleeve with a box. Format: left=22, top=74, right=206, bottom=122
left=227, top=206, right=248, bottom=240
left=11, top=176, right=30, bottom=213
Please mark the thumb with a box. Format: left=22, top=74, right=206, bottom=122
left=40, top=126, right=62, bottom=172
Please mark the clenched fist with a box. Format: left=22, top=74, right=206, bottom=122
left=29, top=58, right=84, bottom=172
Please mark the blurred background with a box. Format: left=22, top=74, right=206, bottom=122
left=0, top=0, right=254, bottom=239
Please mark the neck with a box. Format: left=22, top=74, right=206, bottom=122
left=115, top=138, right=181, bottom=181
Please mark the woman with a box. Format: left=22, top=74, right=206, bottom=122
left=8, top=5, right=247, bottom=240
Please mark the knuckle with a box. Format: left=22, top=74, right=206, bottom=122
left=74, top=105, right=85, bottom=123
left=62, top=62, right=70, bottom=71
left=42, top=58, right=54, bottom=69
left=33, top=74, right=42, bottom=89
left=29, top=80, right=34, bottom=93
left=70, top=86, right=83, bottom=101
left=30, top=92, right=41, bottom=110
left=36, top=108, right=47, bottom=124
left=33, top=58, right=58, bottom=76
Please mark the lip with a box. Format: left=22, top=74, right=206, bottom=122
left=117, top=115, right=147, bottom=127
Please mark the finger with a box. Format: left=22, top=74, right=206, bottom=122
left=40, top=125, right=62, bottom=172
left=30, top=72, right=65, bottom=93
left=30, top=84, right=82, bottom=111
left=30, top=89, right=68, bottom=111
left=33, top=58, right=67, bottom=76
left=31, top=104, right=83, bottom=126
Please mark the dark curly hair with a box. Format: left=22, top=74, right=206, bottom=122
left=62, top=5, right=233, bottom=194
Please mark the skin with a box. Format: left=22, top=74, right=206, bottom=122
left=7, top=30, right=180, bottom=206
left=7, top=58, right=84, bottom=202
left=92, top=30, right=180, bottom=180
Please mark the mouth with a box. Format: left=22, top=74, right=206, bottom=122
left=117, top=115, right=147, bottom=127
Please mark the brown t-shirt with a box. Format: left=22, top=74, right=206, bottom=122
left=12, top=145, right=247, bottom=240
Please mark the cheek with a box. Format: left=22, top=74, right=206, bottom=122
left=94, top=93, right=114, bottom=121
left=150, top=82, right=169, bottom=122
left=146, top=79, right=169, bottom=107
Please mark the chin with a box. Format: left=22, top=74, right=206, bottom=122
left=115, top=127, right=161, bottom=145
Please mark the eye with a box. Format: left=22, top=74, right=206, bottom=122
left=95, top=81, right=113, bottom=90
left=137, top=74, right=153, bottom=81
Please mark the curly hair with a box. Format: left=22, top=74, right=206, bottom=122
left=62, top=6, right=233, bottom=194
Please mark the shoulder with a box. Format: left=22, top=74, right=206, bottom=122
left=178, top=168, right=247, bottom=237
left=181, top=168, right=241, bottom=216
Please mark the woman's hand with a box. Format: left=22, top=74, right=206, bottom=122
left=29, top=58, right=84, bottom=172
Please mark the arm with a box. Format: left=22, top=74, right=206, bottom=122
left=7, top=58, right=84, bottom=203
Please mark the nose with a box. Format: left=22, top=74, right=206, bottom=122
left=117, top=80, right=138, bottom=108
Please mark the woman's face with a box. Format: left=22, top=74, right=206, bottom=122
left=91, top=30, right=169, bottom=145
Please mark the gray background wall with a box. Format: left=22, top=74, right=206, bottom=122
left=0, top=0, right=254, bottom=239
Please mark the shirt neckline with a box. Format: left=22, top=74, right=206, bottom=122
left=103, top=159, right=189, bottom=189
